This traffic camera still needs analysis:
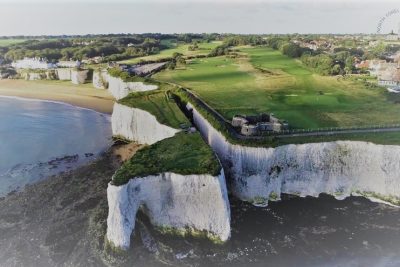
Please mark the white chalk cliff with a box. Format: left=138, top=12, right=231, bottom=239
left=107, top=75, right=158, bottom=100
left=111, top=103, right=179, bottom=145
left=71, top=69, right=89, bottom=85
left=93, top=70, right=108, bottom=89
left=106, top=171, right=231, bottom=250
left=187, top=103, right=400, bottom=206
left=56, top=68, right=72, bottom=80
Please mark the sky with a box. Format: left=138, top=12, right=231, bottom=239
left=0, top=0, right=399, bottom=36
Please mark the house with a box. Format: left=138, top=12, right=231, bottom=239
left=232, top=115, right=248, bottom=127
left=386, top=30, right=400, bottom=41
left=368, top=60, right=395, bottom=76
left=355, top=60, right=370, bottom=69
left=378, top=67, right=400, bottom=92
left=11, top=57, right=56, bottom=70
left=232, top=113, right=288, bottom=136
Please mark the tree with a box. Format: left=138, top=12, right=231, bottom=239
left=176, top=56, right=186, bottom=66
left=167, top=61, right=176, bottom=70
left=172, top=52, right=183, bottom=59
left=280, top=42, right=302, bottom=58
left=331, top=64, right=342, bottom=75
left=345, top=57, right=354, bottom=74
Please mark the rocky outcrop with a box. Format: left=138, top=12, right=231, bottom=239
left=106, top=75, right=158, bottom=100
left=187, top=103, right=400, bottom=206
left=111, top=103, right=179, bottom=145
left=106, top=171, right=231, bottom=250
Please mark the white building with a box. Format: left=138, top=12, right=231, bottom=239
left=377, top=66, right=400, bottom=93
left=368, top=60, right=396, bottom=76
left=11, top=58, right=56, bottom=70
left=386, top=32, right=399, bottom=41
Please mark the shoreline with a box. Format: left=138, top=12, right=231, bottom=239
left=0, top=94, right=113, bottom=117
left=0, top=79, right=115, bottom=114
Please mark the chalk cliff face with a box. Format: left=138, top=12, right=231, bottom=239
left=106, top=75, right=158, bottom=100
left=111, top=103, right=179, bottom=145
left=71, top=69, right=89, bottom=85
left=24, top=72, right=45, bottom=81
left=187, top=104, right=400, bottom=206
left=92, top=70, right=108, bottom=89
left=56, top=68, right=72, bottom=80
left=106, top=171, right=231, bottom=250
left=21, top=71, right=57, bottom=81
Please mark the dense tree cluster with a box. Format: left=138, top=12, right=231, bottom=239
left=1, top=36, right=164, bottom=63
left=208, top=35, right=267, bottom=57
left=0, top=33, right=225, bottom=64
left=223, top=35, right=266, bottom=46
left=209, top=43, right=230, bottom=57
left=265, top=36, right=365, bottom=75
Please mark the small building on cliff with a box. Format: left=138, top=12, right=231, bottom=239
left=232, top=113, right=288, bottom=136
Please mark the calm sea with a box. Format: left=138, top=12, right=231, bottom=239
left=0, top=96, right=112, bottom=197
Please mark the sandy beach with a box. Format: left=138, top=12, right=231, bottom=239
left=0, top=79, right=115, bottom=114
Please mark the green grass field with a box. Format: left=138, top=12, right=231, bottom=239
left=118, top=85, right=189, bottom=129
left=0, top=39, right=27, bottom=47
left=154, top=46, right=400, bottom=130
left=119, top=41, right=222, bottom=64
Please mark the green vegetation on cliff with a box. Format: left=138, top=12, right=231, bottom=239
left=112, top=132, right=221, bottom=186
left=107, top=68, right=148, bottom=83
left=118, top=85, right=188, bottom=129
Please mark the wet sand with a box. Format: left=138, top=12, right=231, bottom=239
left=0, top=79, right=114, bottom=114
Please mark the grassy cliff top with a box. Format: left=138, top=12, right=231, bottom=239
left=154, top=46, right=400, bottom=130
left=107, top=68, right=148, bottom=83
left=174, top=88, right=400, bottom=147
left=112, top=132, right=221, bottom=186
left=118, top=86, right=189, bottom=129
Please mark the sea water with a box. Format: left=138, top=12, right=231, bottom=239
left=0, top=96, right=112, bottom=197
